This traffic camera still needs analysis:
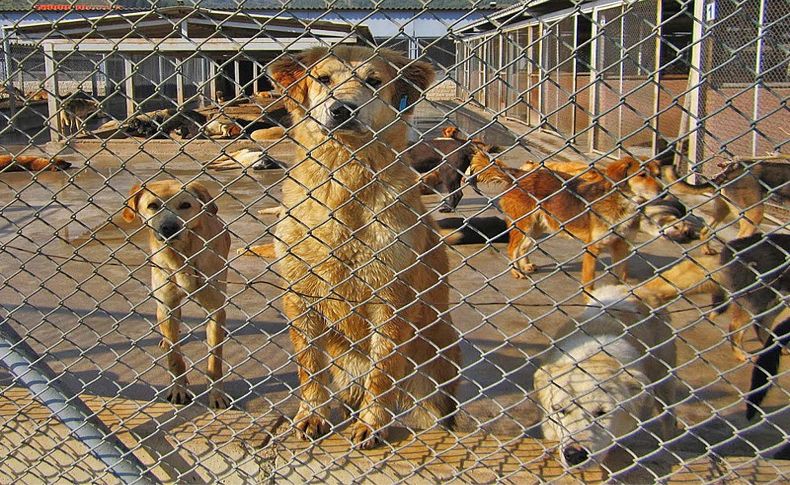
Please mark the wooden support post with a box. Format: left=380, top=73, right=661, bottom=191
left=124, top=56, right=135, bottom=118
left=176, top=57, right=185, bottom=106
left=43, top=42, right=60, bottom=142
left=209, top=60, right=217, bottom=103
left=234, top=59, right=241, bottom=98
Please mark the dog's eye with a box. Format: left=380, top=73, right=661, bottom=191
left=147, top=202, right=160, bottom=211
left=366, top=77, right=382, bottom=88
left=593, top=409, right=607, bottom=418
left=317, top=75, right=332, bottom=86
left=178, top=202, right=192, bottom=210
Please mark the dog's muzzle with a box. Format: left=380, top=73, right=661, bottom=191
left=325, top=101, right=360, bottom=132
left=157, top=220, right=183, bottom=242
left=563, top=445, right=590, bottom=467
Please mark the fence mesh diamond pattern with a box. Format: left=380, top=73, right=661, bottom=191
left=0, top=0, right=788, bottom=483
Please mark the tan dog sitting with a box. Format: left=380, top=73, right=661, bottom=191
left=122, top=180, right=231, bottom=409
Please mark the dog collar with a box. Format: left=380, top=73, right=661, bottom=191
left=399, top=95, right=409, bottom=111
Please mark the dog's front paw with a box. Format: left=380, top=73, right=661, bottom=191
left=208, top=389, right=230, bottom=410
left=294, top=413, right=330, bottom=441
left=511, top=263, right=536, bottom=279
left=166, top=386, right=193, bottom=406
left=701, top=245, right=719, bottom=256
left=351, top=421, right=386, bottom=450
left=731, top=345, right=749, bottom=363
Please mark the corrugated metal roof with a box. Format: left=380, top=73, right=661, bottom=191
left=0, top=0, right=514, bottom=12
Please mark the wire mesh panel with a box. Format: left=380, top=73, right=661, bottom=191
left=0, top=1, right=788, bottom=484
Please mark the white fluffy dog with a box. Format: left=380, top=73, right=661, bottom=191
left=534, top=285, right=677, bottom=472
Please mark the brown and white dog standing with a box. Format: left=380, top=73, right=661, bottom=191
left=467, top=153, right=663, bottom=289
left=268, top=46, right=461, bottom=448
left=122, top=180, right=231, bottom=409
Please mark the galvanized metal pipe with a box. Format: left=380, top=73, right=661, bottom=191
left=0, top=320, right=156, bottom=485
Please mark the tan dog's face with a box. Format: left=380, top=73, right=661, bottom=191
left=610, top=158, right=663, bottom=202
left=122, top=180, right=217, bottom=249
left=535, top=356, right=653, bottom=469
left=268, top=46, right=434, bottom=146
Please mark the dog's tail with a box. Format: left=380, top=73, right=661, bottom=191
left=661, top=164, right=715, bottom=195
left=466, top=151, right=522, bottom=186
left=746, top=317, right=790, bottom=420
left=633, top=255, right=723, bottom=307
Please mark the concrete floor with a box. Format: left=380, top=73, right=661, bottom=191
left=0, top=106, right=788, bottom=481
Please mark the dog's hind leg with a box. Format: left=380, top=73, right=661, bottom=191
left=196, top=287, right=229, bottom=410
left=700, top=199, right=729, bottom=255
left=728, top=304, right=753, bottom=362
left=156, top=302, right=193, bottom=405
left=508, top=221, right=537, bottom=279
left=736, top=204, right=763, bottom=239
left=581, top=244, right=601, bottom=291
left=609, top=237, right=630, bottom=284
left=438, top=167, right=464, bottom=213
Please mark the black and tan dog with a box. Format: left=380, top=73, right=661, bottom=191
left=746, top=316, right=790, bottom=420
left=635, top=233, right=789, bottom=362
left=661, top=157, right=790, bottom=255
left=125, top=109, right=207, bottom=139
left=408, top=126, right=496, bottom=212
left=467, top=153, right=663, bottom=288
left=122, top=180, right=231, bottom=409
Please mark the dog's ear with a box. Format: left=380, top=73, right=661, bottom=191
left=443, top=126, right=460, bottom=139
left=606, top=157, right=636, bottom=181
left=186, top=182, right=218, bottom=215
left=645, top=160, right=661, bottom=177
left=379, top=49, right=435, bottom=113
left=267, top=47, right=327, bottom=112
left=122, top=183, right=142, bottom=223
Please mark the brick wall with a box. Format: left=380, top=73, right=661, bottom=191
left=426, top=79, right=458, bottom=101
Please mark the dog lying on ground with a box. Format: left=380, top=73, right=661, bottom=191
left=407, top=126, right=496, bottom=212
left=633, top=233, right=789, bottom=362
left=59, top=95, right=103, bottom=136
left=534, top=285, right=677, bottom=472
left=467, top=153, right=663, bottom=288
left=436, top=216, right=509, bottom=245
left=121, top=180, right=231, bottom=409
left=0, top=155, right=71, bottom=172
left=204, top=116, right=243, bottom=138
left=746, top=316, right=790, bottom=420
left=268, top=45, right=461, bottom=448
left=661, top=157, right=790, bottom=255
left=207, top=148, right=287, bottom=171
left=124, top=109, right=207, bottom=139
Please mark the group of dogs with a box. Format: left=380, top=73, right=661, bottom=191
left=80, top=46, right=790, bottom=473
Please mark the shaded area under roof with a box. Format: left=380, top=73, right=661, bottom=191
left=5, top=6, right=373, bottom=47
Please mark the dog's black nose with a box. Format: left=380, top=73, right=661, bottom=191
left=329, top=102, right=356, bottom=123
left=563, top=446, right=589, bottom=466
left=159, top=221, right=181, bottom=240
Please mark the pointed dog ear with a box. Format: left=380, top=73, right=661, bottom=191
left=186, top=182, right=218, bottom=215
left=121, top=184, right=142, bottom=223
left=379, top=49, right=435, bottom=113
left=606, top=157, right=635, bottom=181
left=267, top=47, right=327, bottom=113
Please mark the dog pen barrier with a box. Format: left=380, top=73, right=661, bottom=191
left=0, top=0, right=788, bottom=483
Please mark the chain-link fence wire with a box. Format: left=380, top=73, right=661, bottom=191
left=0, top=0, right=788, bottom=483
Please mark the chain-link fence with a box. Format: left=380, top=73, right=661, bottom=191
left=0, top=1, right=788, bottom=483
